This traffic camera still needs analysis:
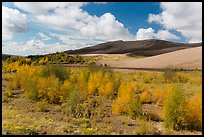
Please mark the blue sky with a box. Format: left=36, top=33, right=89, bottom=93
left=2, top=2, right=202, bottom=56
left=83, top=2, right=161, bottom=33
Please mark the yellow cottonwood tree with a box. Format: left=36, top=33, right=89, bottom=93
left=112, top=80, right=136, bottom=115
left=98, top=72, right=114, bottom=98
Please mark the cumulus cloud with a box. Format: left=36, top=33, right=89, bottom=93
left=135, top=28, right=155, bottom=40
left=136, top=27, right=180, bottom=40
left=13, top=2, right=133, bottom=41
left=2, top=6, right=29, bottom=41
left=148, top=2, right=202, bottom=43
left=155, top=30, right=180, bottom=40
left=80, top=13, right=132, bottom=40
left=38, top=32, right=51, bottom=41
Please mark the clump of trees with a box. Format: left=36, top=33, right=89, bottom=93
left=163, top=85, right=202, bottom=131
left=2, top=53, right=86, bottom=73
left=37, top=52, right=85, bottom=65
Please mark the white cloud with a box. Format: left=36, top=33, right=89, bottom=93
left=49, top=32, right=106, bottom=49
left=13, top=2, right=133, bottom=42
left=2, top=39, right=70, bottom=56
left=94, top=2, right=108, bottom=4
left=38, top=32, right=51, bottom=41
left=155, top=30, right=180, bottom=40
left=13, top=2, right=87, bottom=15
left=136, top=27, right=180, bottom=40
left=189, top=38, right=202, bottom=43
left=2, top=6, right=29, bottom=41
left=80, top=13, right=133, bottom=41
left=148, top=2, right=202, bottom=43
left=135, top=28, right=155, bottom=40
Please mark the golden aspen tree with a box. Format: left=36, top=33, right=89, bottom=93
left=112, top=80, right=136, bottom=115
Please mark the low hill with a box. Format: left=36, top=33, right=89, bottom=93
left=66, top=39, right=202, bottom=56
left=2, top=54, right=13, bottom=60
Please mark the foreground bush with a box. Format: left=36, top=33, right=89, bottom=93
left=40, top=64, right=68, bottom=82
left=163, top=85, right=188, bottom=130
left=112, top=81, right=137, bottom=115
left=17, top=66, right=41, bottom=101
left=60, top=80, right=73, bottom=103
left=174, top=72, right=189, bottom=83
left=37, top=99, right=49, bottom=112
left=2, top=61, right=20, bottom=73
left=185, top=91, right=202, bottom=131
left=38, top=76, right=61, bottom=104
left=140, top=88, right=152, bottom=104
left=151, top=87, right=164, bottom=106
left=98, top=72, right=115, bottom=98
left=133, top=118, right=157, bottom=135
left=163, top=67, right=177, bottom=83
left=128, top=97, right=142, bottom=119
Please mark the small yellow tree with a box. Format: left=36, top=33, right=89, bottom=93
left=87, top=72, right=98, bottom=95
left=60, top=80, right=73, bottom=103
left=98, top=72, right=114, bottom=98
left=112, top=80, right=136, bottom=115
left=39, top=58, right=45, bottom=65
left=185, top=91, right=202, bottom=131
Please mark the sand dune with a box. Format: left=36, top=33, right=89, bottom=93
left=66, top=39, right=201, bottom=57
left=98, top=47, right=202, bottom=69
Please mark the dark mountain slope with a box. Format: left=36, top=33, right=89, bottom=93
left=66, top=39, right=202, bottom=56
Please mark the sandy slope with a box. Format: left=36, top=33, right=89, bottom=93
left=97, top=47, right=202, bottom=69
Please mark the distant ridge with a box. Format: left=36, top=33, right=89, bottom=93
left=65, top=39, right=202, bottom=56
left=2, top=54, right=13, bottom=60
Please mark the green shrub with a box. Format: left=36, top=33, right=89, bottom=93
left=122, top=119, right=133, bottom=126
left=8, top=75, right=20, bottom=90
left=2, top=94, right=9, bottom=103
left=87, top=62, right=99, bottom=72
left=37, top=99, right=49, bottom=112
left=81, top=128, right=98, bottom=135
left=54, top=105, right=62, bottom=112
left=68, top=88, right=81, bottom=116
left=135, top=82, right=145, bottom=94
left=163, top=67, right=177, bottom=83
left=128, top=97, right=142, bottom=119
left=174, top=73, right=189, bottom=83
left=40, top=64, right=68, bottom=82
left=143, top=73, right=155, bottom=83
left=144, top=110, right=163, bottom=122
left=133, top=119, right=157, bottom=135
left=2, top=90, right=13, bottom=103
left=163, top=85, right=188, bottom=130
left=70, top=118, right=90, bottom=127
left=23, top=76, right=40, bottom=101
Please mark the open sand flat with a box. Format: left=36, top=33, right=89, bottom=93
left=96, top=47, right=202, bottom=69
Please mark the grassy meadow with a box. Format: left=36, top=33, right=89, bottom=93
left=2, top=55, right=202, bottom=135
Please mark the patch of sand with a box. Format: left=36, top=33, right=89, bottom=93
left=97, top=47, right=202, bottom=69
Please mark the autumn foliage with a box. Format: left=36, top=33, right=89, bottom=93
left=4, top=61, right=202, bottom=132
